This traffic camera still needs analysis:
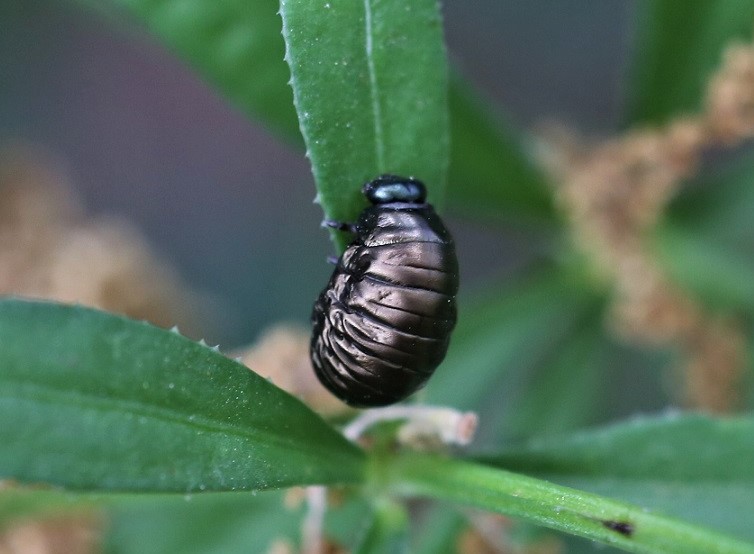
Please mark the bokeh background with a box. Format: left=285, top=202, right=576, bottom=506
left=1, top=0, right=634, bottom=346
left=4, top=3, right=754, bottom=553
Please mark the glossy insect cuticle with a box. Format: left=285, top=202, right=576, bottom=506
left=310, top=175, right=459, bottom=408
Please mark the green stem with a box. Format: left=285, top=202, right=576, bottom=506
left=378, top=453, right=754, bottom=554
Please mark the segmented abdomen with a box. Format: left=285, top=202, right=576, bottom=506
left=311, top=208, right=458, bottom=407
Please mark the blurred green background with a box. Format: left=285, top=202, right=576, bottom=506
left=0, top=0, right=632, bottom=345
left=3, top=2, right=754, bottom=553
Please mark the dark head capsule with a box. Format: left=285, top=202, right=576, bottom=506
left=310, top=175, right=459, bottom=407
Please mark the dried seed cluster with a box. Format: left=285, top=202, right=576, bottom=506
left=541, top=39, right=754, bottom=412
left=0, top=145, right=206, bottom=336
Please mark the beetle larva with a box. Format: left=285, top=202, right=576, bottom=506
left=310, top=175, right=459, bottom=407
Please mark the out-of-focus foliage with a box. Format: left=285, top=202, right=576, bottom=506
left=2, top=1, right=754, bottom=553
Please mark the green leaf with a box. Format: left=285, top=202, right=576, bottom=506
left=446, top=72, right=555, bottom=222
left=484, top=414, right=754, bottom=543
left=353, top=500, right=409, bottom=554
left=423, top=266, right=602, bottom=415
left=325, top=495, right=378, bottom=552
left=655, top=222, right=754, bottom=314
left=89, top=0, right=553, bottom=227
left=106, top=491, right=302, bottom=554
left=280, top=0, right=448, bottom=250
left=496, top=310, right=610, bottom=441
left=385, top=451, right=754, bottom=554
left=99, top=0, right=301, bottom=142
left=656, top=154, right=754, bottom=313
left=0, top=299, right=364, bottom=492
left=626, top=0, right=754, bottom=125
left=412, top=505, right=465, bottom=554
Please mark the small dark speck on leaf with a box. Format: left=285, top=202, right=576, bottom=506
left=602, top=520, right=635, bottom=537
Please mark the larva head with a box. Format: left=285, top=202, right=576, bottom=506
left=363, top=175, right=426, bottom=205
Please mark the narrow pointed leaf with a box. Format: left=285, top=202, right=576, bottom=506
left=0, top=299, right=364, bottom=492
left=387, top=452, right=754, bottom=554
left=496, top=311, right=609, bottom=441
left=84, top=0, right=553, bottom=226
left=280, top=0, right=448, bottom=250
left=484, top=414, right=754, bottom=543
left=424, top=266, right=602, bottom=413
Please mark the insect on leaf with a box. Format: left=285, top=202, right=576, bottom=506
left=280, top=0, right=449, bottom=251
left=0, top=300, right=365, bottom=493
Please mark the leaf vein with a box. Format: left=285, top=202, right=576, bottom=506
left=363, top=0, right=384, bottom=169
left=0, top=380, right=302, bottom=451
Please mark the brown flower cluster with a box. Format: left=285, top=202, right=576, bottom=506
left=0, top=515, right=102, bottom=554
left=456, top=513, right=563, bottom=554
left=543, top=39, right=754, bottom=412
left=706, top=42, right=754, bottom=142
left=0, top=145, right=206, bottom=336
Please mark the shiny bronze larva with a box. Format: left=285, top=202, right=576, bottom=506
left=310, top=175, right=459, bottom=407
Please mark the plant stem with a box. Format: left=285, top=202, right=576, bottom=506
left=378, top=452, right=754, bottom=554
